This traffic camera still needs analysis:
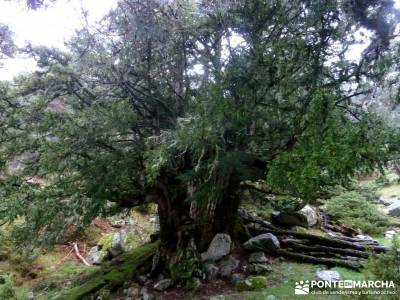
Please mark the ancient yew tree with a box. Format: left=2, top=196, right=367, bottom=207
left=1, top=0, right=400, bottom=278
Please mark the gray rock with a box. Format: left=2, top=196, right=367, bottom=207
left=271, top=211, right=307, bottom=227
left=378, top=196, right=398, bottom=206
left=204, top=263, right=219, bottom=281
left=153, top=278, right=173, bottom=292
left=355, top=234, right=375, bottom=242
left=109, top=230, right=139, bottom=257
left=385, top=229, right=399, bottom=239
left=231, top=273, right=245, bottom=284
left=28, top=291, right=34, bottom=300
left=314, top=269, right=341, bottom=282
left=272, top=205, right=318, bottom=228
left=248, top=263, right=272, bottom=275
left=386, top=201, right=400, bottom=217
left=111, top=220, right=132, bottom=228
left=201, top=233, right=232, bottom=262
left=218, top=255, right=240, bottom=278
left=141, top=287, right=152, bottom=300
left=248, top=252, right=269, bottom=264
left=186, top=277, right=202, bottom=290
left=137, top=275, right=148, bottom=285
left=193, top=268, right=206, bottom=280
left=126, top=286, right=140, bottom=298
left=155, top=273, right=165, bottom=282
left=6, top=152, right=38, bottom=174
left=266, top=296, right=276, bottom=300
left=243, top=233, right=280, bottom=253
left=110, top=231, right=126, bottom=256
left=239, top=275, right=268, bottom=290
left=149, top=215, right=160, bottom=230
left=87, top=246, right=108, bottom=265
left=300, top=205, right=319, bottom=227
left=209, top=296, right=226, bottom=300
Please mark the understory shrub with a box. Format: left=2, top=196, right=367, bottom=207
left=323, top=191, right=390, bottom=234
left=351, top=180, right=379, bottom=203
left=0, top=273, right=25, bottom=300
left=376, top=172, right=400, bottom=187
left=271, top=195, right=304, bottom=212
left=363, top=239, right=400, bottom=299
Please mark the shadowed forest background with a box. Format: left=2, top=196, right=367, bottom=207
left=1, top=0, right=400, bottom=299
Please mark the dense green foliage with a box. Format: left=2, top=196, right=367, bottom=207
left=323, top=191, right=391, bottom=234
left=0, top=273, right=24, bottom=300
left=364, top=239, right=400, bottom=299
left=267, top=95, right=397, bottom=200
left=0, top=24, right=14, bottom=62
left=0, top=0, right=399, bottom=248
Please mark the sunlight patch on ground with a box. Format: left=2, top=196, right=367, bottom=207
left=377, top=184, right=400, bottom=198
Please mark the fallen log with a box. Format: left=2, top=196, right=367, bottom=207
left=276, top=249, right=364, bottom=270
left=327, top=235, right=379, bottom=245
left=300, top=251, right=335, bottom=257
left=281, top=240, right=370, bottom=258
left=323, top=222, right=356, bottom=236
left=239, top=211, right=387, bottom=270
left=250, top=226, right=388, bottom=253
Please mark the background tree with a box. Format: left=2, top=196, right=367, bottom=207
left=0, top=23, right=14, bottom=63
left=0, top=0, right=399, bottom=278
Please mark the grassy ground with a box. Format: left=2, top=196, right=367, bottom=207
left=210, top=260, right=366, bottom=300
left=376, top=184, right=400, bottom=198
left=2, top=178, right=399, bottom=299
left=0, top=210, right=157, bottom=300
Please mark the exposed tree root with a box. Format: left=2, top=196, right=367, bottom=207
left=73, top=242, right=91, bottom=266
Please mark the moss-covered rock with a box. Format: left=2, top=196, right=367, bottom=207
left=99, top=231, right=140, bottom=257
left=97, top=288, right=111, bottom=300
left=248, top=263, right=272, bottom=275
left=98, top=234, right=113, bottom=251
left=123, top=232, right=140, bottom=252
left=186, top=277, right=202, bottom=291
left=169, top=239, right=200, bottom=281
left=236, top=276, right=268, bottom=291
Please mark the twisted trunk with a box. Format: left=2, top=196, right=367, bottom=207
left=156, top=176, right=242, bottom=250
left=151, top=168, right=243, bottom=281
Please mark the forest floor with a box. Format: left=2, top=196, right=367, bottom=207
left=1, top=175, right=399, bottom=300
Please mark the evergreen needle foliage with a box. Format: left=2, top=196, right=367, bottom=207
left=323, top=191, right=391, bottom=234
left=0, top=0, right=399, bottom=254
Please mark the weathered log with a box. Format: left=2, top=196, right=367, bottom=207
left=327, top=235, right=379, bottom=245
left=239, top=212, right=386, bottom=271
left=253, top=226, right=388, bottom=253
left=280, top=238, right=307, bottom=244
left=277, top=249, right=364, bottom=270
left=300, top=251, right=336, bottom=257
left=323, top=222, right=357, bottom=236
left=281, top=240, right=370, bottom=258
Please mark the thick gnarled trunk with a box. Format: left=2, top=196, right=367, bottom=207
left=152, top=171, right=242, bottom=280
